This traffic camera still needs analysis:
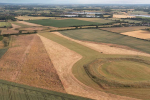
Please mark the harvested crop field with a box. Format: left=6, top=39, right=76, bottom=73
left=20, top=27, right=44, bottom=31
left=100, top=26, right=148, bottom=33
left=38, top=33, right=137, bottom=100
left=113, top=14, right=135, bottom=18
left=1, top=28, right=19, bottom=35
left=121, top=30, right=150, bottom=40
left=11, top=23, right=21, bottom=29
left=17, top=21, right=42, bottom=26
left=53, top=32, right=150, bottom=57
left=16, top=16, right=52, bottom=20
left=0, top=34, right=65, bottom=93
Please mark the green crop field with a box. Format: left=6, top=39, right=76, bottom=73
left=39, top=31, right=150, bottom=100
left=0, top=22, right=12, bottom=28
left=26, top=19, right=100, bottom=27
left=0, top=79, right=91, bottom=100
left=60, top=29, right=150, bottom=54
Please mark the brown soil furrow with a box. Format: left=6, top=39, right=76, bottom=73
left=38, top=34, right=139, bottom=100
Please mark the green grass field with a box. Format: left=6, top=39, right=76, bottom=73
left=26, top=19, right=100, bottom=27
left=84, top=58, right=150, bottom=88
left=0, top=79, right=91, bottom=100
left=0, top=22, right=12, bottom=28
left=60, top=29, right=150, bottom=54
left=39, top=31, right=150, bottom=100
left=100, top=26, right=148, bottom=33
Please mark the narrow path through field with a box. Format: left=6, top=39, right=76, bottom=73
left=38, top=34, right=139, bottom=100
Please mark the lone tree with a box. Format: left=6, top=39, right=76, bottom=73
left=19, top=30, right=22, bottom=34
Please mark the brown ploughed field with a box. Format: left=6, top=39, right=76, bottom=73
left=0, top=34, right=65, bottom=93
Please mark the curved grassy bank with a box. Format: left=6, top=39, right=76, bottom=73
left=39, top=32, right=150, bottom=100
left=84, top=58, right=150, bottom=88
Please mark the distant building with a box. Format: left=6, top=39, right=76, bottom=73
left=60, top=15, right=78, bottom=17
left=95, top=14, right=103, bottom=18
left=78, top=14, right=87, bottom=17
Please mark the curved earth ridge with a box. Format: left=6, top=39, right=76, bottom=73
left=38, top=34, right=139, bottom=100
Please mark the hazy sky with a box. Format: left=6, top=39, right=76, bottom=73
left=1, top=0, right=150, bottom=4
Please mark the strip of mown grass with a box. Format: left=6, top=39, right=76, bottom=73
left=0, top=36, right=3, bottom=41
left=26, top=19, right=100, bottom=27
left=0, top=22, right=12, bottom=28
left=39, top=31, right=150, bottom=100
left=0, top=79, right=91, bottom=100
left=60, top=29, right=150, bottom=54
left=0, top=48, right=8, bottom=58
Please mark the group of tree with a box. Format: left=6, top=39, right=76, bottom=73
left=0, top=15, right=17, bottom=21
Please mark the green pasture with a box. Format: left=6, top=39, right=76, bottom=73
left=39, top=31, right=150, bottom=100
left=0, top=79, right=91, bottom=100
left=26, top=19, right=100, bottom=27
left=85, top=58, right=150, bottom=88
left=100, top=26, right=148, bottom=33
left=60, top=29, right=150, bottom=54
left=0, top=22, right=12, bottom=28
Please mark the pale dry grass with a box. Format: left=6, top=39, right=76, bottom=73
left=11, top=24, right=21, bottom=29
left=53, top=32, right=150, bottom=57
left=121, top=30, right=150, bottom=40
left=16, top=16, right=52, bottom=20
left=38, top=34, right=139, bottom=100
left=113, top=14, right=135, bottom=18
left=17, top=21, right=42, bottom=26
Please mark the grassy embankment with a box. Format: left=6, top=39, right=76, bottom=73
left=39, top=30, right=150, bottom=100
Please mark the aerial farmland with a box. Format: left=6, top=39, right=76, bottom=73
left=0, top=3, right=150, bottom=100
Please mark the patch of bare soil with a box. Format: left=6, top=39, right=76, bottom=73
left=17, top=21, right=42, bottom=26
left=0, top=34, right=65, bottom=93
left=21, top=27, right=44, bottom=31
left=1, top=29, right=19, bottom=35
left=121, top=30, right=150, bottom=40
left=38, top=34, right=139, bottom=100
left=53, top=32, right=150, bottom=57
